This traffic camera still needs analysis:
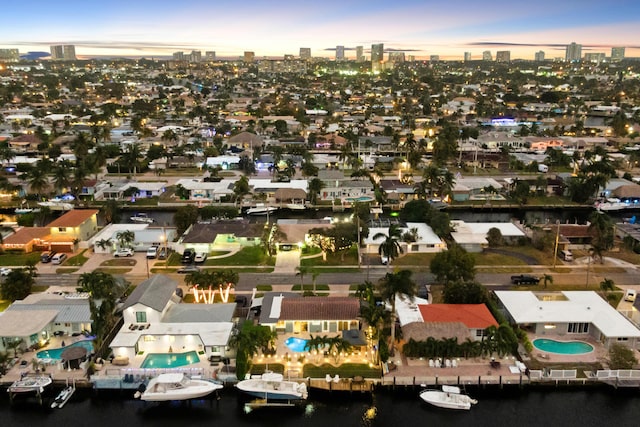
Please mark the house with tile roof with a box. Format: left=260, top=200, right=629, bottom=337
left=259, top=295, right=360, bottom=334
left=399, top=301, right=499, bottom=343
left=1, top=209, right=99, bottom=253
left=177, top=219, right=264, bottom=254
left=0, top=292, right=92, bottom=353
left=495, top=291, right=640, bottom=349
left=110, top=275, right=235, bottom=363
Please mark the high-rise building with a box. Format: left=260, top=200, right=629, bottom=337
left=63, top=45, right=76, bottom=61
left=584, top=52, right=605, bottom=63
left=464, top=52, right=472, bottom=62
left=173, top=51, right=185, bottom=61
left=190, top=50, right=202, bottom=63
left=356, top=46, right=364, bottom=62
left=50, top=45, right=76, bottom=61
left=299, top=47, right=311, bottom=60
left=388, top=52, right=405, bottom=63
left=482, top=50, right=492, bottom=61
left=205, top=51, right=216, bottom=61
left=371, top=43, right=384, bottom=72
left=50, top=45, right=64, bottom=60
left=0, top=49, right=19, bottom=62
left=336, top=45, right=345, bottom=61
left=496, top=51, right=510, bottom=63
left=534, top=51, right=545, bottom=62
left=565, top=42, right=582, bottom=62
left=244, top=51, right=255, bottom=63
left=611, top=47, right=625, bottom=62
left=284, top=54, right=295, bottom=61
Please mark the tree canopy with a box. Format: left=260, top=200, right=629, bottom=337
left=0, top=269, right=34, bottom=301
left=430, top=244, right=476, bottom=284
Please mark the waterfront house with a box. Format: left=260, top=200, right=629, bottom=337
left=177, top=219, right=263, bottom=254
left=275, top=218, right=332, bottom=251
left=0, top=292, right=92, bottom=353
left=109, top=275, right=235, bottom=364
left=495, top=291, right=640, bottom=349
left=88, top=224, right=176, bottom=253
left=174, top=178, right=235, bottom=202
left=363, top=222, right=446, bottom=256
left=450, top=220, right=527, bottom=253
left=259, top=294, right=360, bottom=334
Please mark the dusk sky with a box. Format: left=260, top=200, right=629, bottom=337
left=2, top=0, right=640, bottom=60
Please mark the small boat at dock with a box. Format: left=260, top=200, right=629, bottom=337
left=246, top=203, right=278, bottom=216
left=135, top=373, right=222, bottom=402
left=130, top=213, right=154, bottom=223
left=51, top=384, right=75, bottom=409
left=236, top=372, right=308, bottom=401
left=419, top=385, right=477, bottom=410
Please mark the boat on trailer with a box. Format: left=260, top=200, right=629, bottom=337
left=419, top=385, right=477, bottom=410
left=135, top=373, right=222, bottom=401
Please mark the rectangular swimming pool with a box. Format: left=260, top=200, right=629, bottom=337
left=141, top=351, right=200, bottom=369
left=36, top=340, right=94, bottom=360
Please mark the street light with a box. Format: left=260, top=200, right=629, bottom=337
left=585, top=248, right=593, bottom=288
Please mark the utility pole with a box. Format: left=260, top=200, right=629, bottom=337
left=552, top=220, right=560, bottom=269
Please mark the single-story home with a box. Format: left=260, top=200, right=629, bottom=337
left=495, top=291, right=640, bottom=349
left=364, top=222, right=446, bottom=255
left=87, top=224, right=177, bottom=253
left=177, top=220, right=263, bottom=254
left=450, top=220, right=526, bottom=252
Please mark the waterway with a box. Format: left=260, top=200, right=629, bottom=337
left=1, top=387, right=639, bottom=427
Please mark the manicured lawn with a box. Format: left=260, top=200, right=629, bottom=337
left=56, top=267, right=80, bottom=274
left=392, top=253, right=436, bottom=268
left=473, top=251, right=528, bottom=266
left=303, top=363, right=381, bottom=379
left=0, top=252, right=41, bottom=266
left=31, top=285, right=48, bottom=293
left=301, top=247, right=358, bottom=267
left=256, top=285, right=273, bottom=292
left=101, top=258, right=138, bottom=267
left=291, top=284, right=330, bottom=291
left=65, top=249, right=90, bottom=266
left=209, top=246, right=274, bottom=266
left=0, top=300, right=11, bottom=311
left=94, top=268, right=133, bottom=274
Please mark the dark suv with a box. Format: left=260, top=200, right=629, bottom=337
left=511, top=275, right=540, bottom=285
left=181, top=248, right=196, bottom=264
left=41, top=251, right=56, bottom=263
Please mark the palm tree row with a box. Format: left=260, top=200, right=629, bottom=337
left=303, top=334, right=353, bottom=364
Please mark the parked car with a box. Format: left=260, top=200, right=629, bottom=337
left=194, top=252, right=208, bottom=263
left=146, top=246, right=158, bottom=259
left=51, top=253, right=67, bottom=265
left=0, top=267, right=12, bottom=276
left=114, top=248, right=134, bottom=257
left=41, top=251, right=56, bottom=263
left=181, top=248, right=195, bottom=264
left=177, top=265, right=200, bottom=274
left=624, top=289, right=637, bottom=302
left=158, top=247, right=168, bottom=260
left=510, top=275, right=540, bottom=285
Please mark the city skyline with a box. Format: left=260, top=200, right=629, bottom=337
left=1, top=0, right=640, bottom=60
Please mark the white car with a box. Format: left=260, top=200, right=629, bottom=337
left=194, top=252, right=208, bottom=263
left=114, top=248, right=134, bottom=257
left=146, top=246, right=158, bottom=259
left=0, top=267, right=12, bottom=276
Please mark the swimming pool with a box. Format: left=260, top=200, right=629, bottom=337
left=533, top=338, right=594, bottom=355
left=141, top=351, right=200, bottom=369
left=285, top=337, right=309, bottom=353
left=37, top=340, right=94, bottom=360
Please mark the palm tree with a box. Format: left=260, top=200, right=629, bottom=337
left=95, top=238, right=112, bottom=252
left=307, top=178, right=325, bottom=206
left=373, top=224, right=404, bottom=268
left=27, top=165, right=49, bottom=195
left=377, top=270, right=417, bottom=356
left=116, top=230, right=135, bottom=249
left=101, top=199, right=120, bottom=224
left=295, top=265, right=310, bottom=294
left=543, top=274, right=553, bottom=289
left=52, top=160, right=72, bottom=194
left=600, top=278, right=615, bottom=293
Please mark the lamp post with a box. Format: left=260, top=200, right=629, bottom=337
left=585, top=248, right=593, bottom=288
left=552, top=220, right=560, bottom=269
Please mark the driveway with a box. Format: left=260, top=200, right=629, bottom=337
left=274, top=249, right=300, bottom=274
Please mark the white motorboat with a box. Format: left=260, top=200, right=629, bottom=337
left=595, top=198, right=629, bottom=212
left=130, top=213, right=154, bottom=223
left=135, top=373, right=222, bottom=402
left=419, top=385, right=477, bottom=410
left=7, top=374, right=52, bottom=394
left=51, top=385, right=75, bottom=409
left=285, top=203, right=306, bottom=211
left=236, top=372, right=308, bottom=401
left=246, top=204, right=278, bottom=216
left=37, top=201, right=74, bottom=211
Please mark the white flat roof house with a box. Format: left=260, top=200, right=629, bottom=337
left=451, top=220, right=526, bottom=252
left=495, top=291, right=640, bottom=349
left=364, top=222, right=446, bottom=255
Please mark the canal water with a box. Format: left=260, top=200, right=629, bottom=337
left=1, top=386, right=639, bottom=427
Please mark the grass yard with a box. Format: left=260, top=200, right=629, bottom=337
left=0, top=252, right=41, bottom=266
left=101, top=258, right=138, bottom=267
left=94, top=268, right=133, bottom=274
left=301, top=247, right=358, bottom=267
left=291, top=284, right=330, bottom=291
left=64, top=250, right=89, bottom=266
left=210, top=246, right=274, bottom=266
left=302, top=363, right=381, bottom=379
left=55, top=267, right=80, bottom=274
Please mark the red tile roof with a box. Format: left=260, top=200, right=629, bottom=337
left=47, top=209, right=98, bottom=228
left=2, top=227, right=49, bottom=245
left=418, top=304, right=498, bottom=329
left=279, top=297, right=360, bottom=320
